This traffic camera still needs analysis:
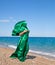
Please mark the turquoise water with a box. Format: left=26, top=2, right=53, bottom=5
left=0, top=37, right=55, bottom=57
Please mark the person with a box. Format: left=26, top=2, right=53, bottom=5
left=10, top=21, right=29, bottom=62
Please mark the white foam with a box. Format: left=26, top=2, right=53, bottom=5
left=8, top=45, right=17, bottom=49
left=29, top=50, right=55, bottom=57
left=8, top=45, right=55, bottom=57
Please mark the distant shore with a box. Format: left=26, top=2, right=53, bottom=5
left=0, top=47, right=55, bottom=65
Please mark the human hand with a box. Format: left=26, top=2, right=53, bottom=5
left=19, top=30, right=28, bottom=36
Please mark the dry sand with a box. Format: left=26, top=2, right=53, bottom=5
left=0, top=47, right=55, bottom=65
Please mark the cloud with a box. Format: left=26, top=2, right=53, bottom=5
left=9, top=17, right=16, bottom=22
left=9, top=17, right=14, bottom=19
left=0, top=19, right=16, bottom=22
left=0, top=16, right=17, bottom=22
left=0, top=20, right=10, bottom=22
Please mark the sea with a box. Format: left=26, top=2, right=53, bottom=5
left=0, top=37, right=55, bottom=58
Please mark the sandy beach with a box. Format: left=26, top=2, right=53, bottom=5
left=0, top=47, right=55, bottom=65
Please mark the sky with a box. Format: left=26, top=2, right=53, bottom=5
left=0, top=0, right=55, bottom=37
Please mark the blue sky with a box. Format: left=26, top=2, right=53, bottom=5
left=0, top=0, right=55, bottom=37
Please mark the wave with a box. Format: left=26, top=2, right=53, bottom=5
left=8, top=45, right=17, bottom=49
left=8, top=45, right=55, bottom=57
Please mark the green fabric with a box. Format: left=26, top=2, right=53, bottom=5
left=10, top=21, right=29, bottom=62
left=12, top=21, right=27, bottom=36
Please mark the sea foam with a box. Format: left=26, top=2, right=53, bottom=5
left=8, top=45, right=55, bottom=57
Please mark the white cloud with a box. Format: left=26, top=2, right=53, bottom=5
left=9, top=17, right=17, bottom=22
left=0, top=16, right=17, bottom=22
left=0, top=20, right=10, bottom=22
left=9, top=17, right=14, bottom=19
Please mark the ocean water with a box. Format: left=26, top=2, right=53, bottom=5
left=0, top=37, right=55, bottom=57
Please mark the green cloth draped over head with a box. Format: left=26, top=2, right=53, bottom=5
left=10, top=20, right=29, bottom=62
left=12, top=20, right=28, bottom=36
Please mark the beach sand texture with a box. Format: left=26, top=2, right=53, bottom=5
left=0, top=47, right=55, bottom=65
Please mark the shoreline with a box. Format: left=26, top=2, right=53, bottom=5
left=0, top=44, right=55, bottom=60
left=8, top=45, right=55, bottom=60
left=0, top=47, right=55, bottom=65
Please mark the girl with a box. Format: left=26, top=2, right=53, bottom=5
left=10, top=21, right=29, bottom=62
